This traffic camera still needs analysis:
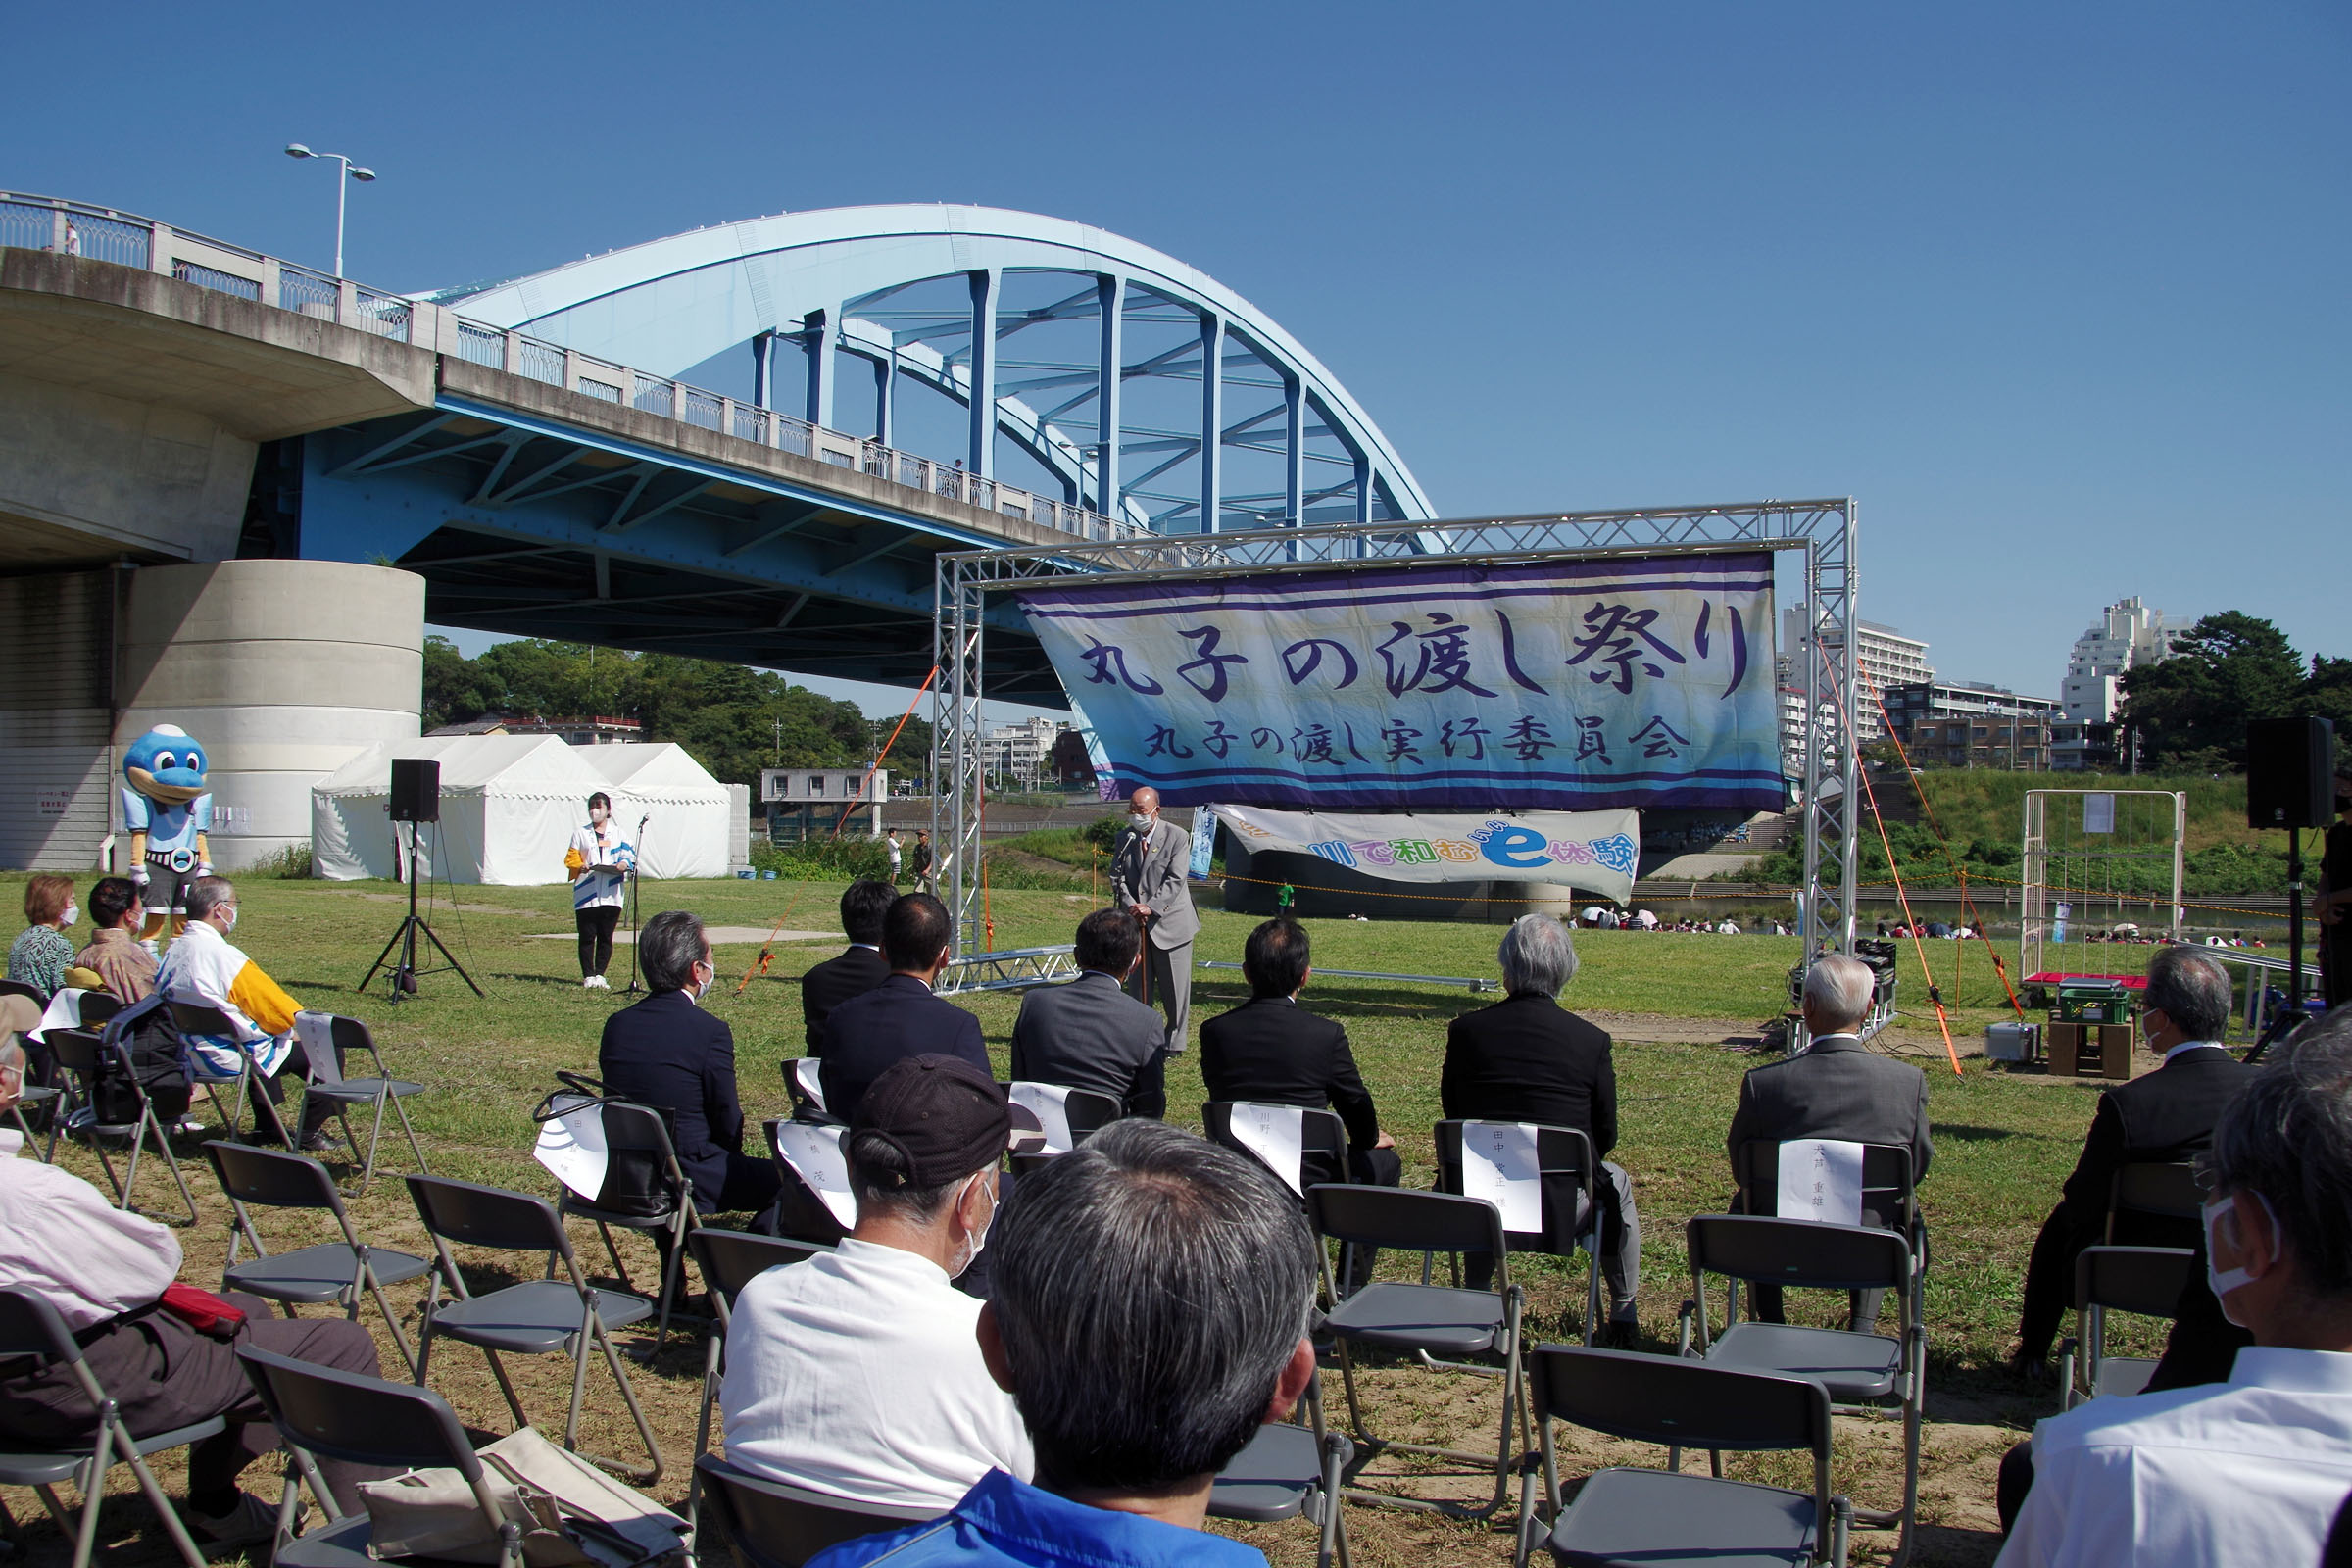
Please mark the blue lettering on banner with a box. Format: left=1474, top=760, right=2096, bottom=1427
left=1470, top=819, right=1553, bottom=870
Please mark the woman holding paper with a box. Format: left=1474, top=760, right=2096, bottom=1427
left=564, top=792, right=633, bottom=991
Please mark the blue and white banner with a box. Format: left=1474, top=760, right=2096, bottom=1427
left=1209, top=805, right=1642, bottom=905
left=1017, top=552, right=1779, bottom=811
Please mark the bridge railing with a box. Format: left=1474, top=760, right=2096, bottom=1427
left=1, top=190, right=1147, bottom=544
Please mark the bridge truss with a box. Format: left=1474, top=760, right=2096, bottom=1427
left=932, top=500, right=1862, bottom=969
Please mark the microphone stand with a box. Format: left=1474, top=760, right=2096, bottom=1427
left=622, top=812, right=650, bottom=996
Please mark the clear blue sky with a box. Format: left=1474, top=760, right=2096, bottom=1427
left=8, top=2, right=2343, bottom=715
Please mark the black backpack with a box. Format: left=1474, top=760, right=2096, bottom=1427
left=95, top=994, right=193, bottom=1123
left=530, top=1071, right=682, bottom=1218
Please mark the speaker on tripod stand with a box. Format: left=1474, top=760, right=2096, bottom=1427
left=359, top=760, right=483, bottom=1003
left=2245, top=717, right=2337, bottom=1039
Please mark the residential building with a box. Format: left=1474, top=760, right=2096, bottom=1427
left=2060, top=597, right=2172, bottom=724
left=986, top=716, right=1064, bottom=787
left=2050, top=720, right=2124, bottom=773
left=1884, top=681, right=2059, bottom=770
left=1777, top=609, right=1932, bottom=781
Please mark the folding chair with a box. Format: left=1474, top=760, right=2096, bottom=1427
left=1435, top=1120, right=1604, bottom=1344
left=202, top=1140, right=430, bottom=1376
left=693, top=1452, right=938, bottom=1568
left=1006, top=1084, right=1121, bottom=1176
left=234, top=1344, right=522, bottom=1568
left=780, top=1058, right=829, bottom=1121
left=1204, top=1101, right=1351, bottom=1194
left=762, top=1117, right=852, bottom=1247
left=546, top=1094, right=700, bottom=1355
left=406, top=1174, right=665, bottom=1482
left=0, top=978, right=48, bottom=1007
left=1211, top=1373, right=1353, bottom=1568
left=169, top=1000, right=296, bottom=1148
left=295, top=1015, right=428, bottom=1194
left=0, top=1288, right=221, bottom=1568
left=1679, top=1214, right=1920, bottom=1567
left=47, top=1026, right=200, bottom=1225
left=684, top=1229, right=834, bottom=1533
left=1305, top=1183, right=1526, bottom=1520
left=2057, top=1245, right=2195, bottom=1409
left=1735, top=1139, right=1928, bottom=1322
left=1514, top=1346, right=1851, bottom=1568
left=2106, top=1161, right=2201, bottom=1243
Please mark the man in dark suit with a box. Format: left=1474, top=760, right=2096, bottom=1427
left=1008, top=908, right=1167, bottom=1118
left=1445, top=913, right=1642, bottom=1344
left=801, top=879, right=896, bottom=1054
left=598, top=908, right=780, bottom=1215
left=818, top=893, right=988, bottom=1123
left=2009, top=945, right=2255, bottom=1379
left=1726, top=954, right=1933, bottom=1327
left=1200, top=917, right=1399, bottom=1187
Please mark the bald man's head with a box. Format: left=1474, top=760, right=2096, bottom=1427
left=1129, top=788, right=1161, bottom=816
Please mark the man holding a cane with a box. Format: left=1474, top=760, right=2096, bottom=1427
left=1110, top=788, right=1198, bottom=1057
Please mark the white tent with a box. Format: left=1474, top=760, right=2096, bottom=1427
left=578, top=744, right=733, bottom=880
left=311, top=736, right=610, bottom=884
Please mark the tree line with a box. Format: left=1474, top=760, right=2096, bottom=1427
left=2119, top=611, right=2348, bottom=771
left=420, top=637, right=933, bottom=789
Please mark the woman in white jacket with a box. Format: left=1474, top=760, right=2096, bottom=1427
left=564, top=792, right=633, bottom=990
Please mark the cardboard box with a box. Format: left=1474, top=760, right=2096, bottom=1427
left=2047, top=1020, right=2135, bottom=1079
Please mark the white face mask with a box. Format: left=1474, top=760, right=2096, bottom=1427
left=2203, top=1191, right=2278, bottom=1325
left=60, top=905, right=77, bottom=927
left=691, top=957, right=713, bottom=1003
left=949, top=1171, right=998, bottom=1280
left=1128, top=812, right=1152, bottom=832
left=220, top=906, right=238, bottom=933
left=590, top=808, right=609, bottom=826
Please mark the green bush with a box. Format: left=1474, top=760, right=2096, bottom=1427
left=250, top=841, right=315, bottom=879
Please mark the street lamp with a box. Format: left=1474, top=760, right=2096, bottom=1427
left=284, top=143, right=376, bottom=278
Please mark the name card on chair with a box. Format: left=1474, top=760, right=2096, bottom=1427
left=31, top=990, right=86, bottom=1043
left=792, top=1058, right=828, bottom=1113
left=1229, top=1103, right=1306, bottom=1196
left=1776, top=1138, right=1864, bottom=1226
left=293, top=1011, right=340, bottom=1082
left=533, top=1093, right=609, bottom=1200
left=1007, top=1082, right=1074, bottom=1154
left=773, top=1120, right=858, bottom=1228
left=1461, top=1121, right=1544, bottom=1233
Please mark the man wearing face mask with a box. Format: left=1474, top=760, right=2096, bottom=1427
left=1997, top=1004, right=2352, bottom=1567
left=598, top=908, right=779, bottom=1216
left=154, top=876, right=334, bottom=1148
left=1108, top=788, right=1200, bottom=1056
left=721, top=1054, right=1041, bottom=1511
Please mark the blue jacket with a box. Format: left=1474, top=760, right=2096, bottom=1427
left=596, top=987, right=747, bottom=1213
left=809, top=1469, right=1266, bottom=1568
left=818, top=973, right=989, bottom=1123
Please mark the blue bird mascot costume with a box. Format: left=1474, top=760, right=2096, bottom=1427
left=120, top=724, right=213, bottom=945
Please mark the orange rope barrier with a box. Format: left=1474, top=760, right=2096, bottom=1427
left=734, top=886, right=805, bottom=995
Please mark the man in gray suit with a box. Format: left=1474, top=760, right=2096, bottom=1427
left=1008, top=909, right=1168, bottom=1117
left=1726, top=953, right=1933, bottom=1328
left=1109, top=787, right=1200, bottom=1055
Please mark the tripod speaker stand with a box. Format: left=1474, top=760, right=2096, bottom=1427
left=359, top=760, right=484, bottom=1004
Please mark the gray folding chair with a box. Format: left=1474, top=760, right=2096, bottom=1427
left=234, top=1344, right=521, bottom=1568
left=203, top=1140, right=430, bottom=1376
left=169, top=1000, right=297, bottom=1148
left=1734, top=1139, right=1927, bottom=1319
left=2106, top=1161, right=2201, bottom=1243
left=1514, top=1346, right=1851, bottom=1568
left=2057, top=1245, right=2196, bottom=1409
left=1007, top=1084, right=1122, bottom=1176
left=1304, top=1183, right=1526, bottom=1521
left=1210, top=1374, right=1352, bottom=1568
left=0, top=1289, right=221, bottom=1568
left=684, top=1229, right=834, bottom=1534
left=1203, top=1101, right=1355, bottom=1278
left=543, top=1092, right=700, bottom=1355
left=762, top=1116, right=852, bottom=1247
left=406, top=1174, right=665, bottom=1482
left=1434, top=1120, right=1604, bottom=1343
left=47, top=1026, right=200, bottom=1226
left=693, top=1452, right=938, bottom=1568
left=1679, top=1214, right=1921, bottom=1567
left=296, top=1015, right=428, bottom=1194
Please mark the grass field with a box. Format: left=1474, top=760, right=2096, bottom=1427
left=1, top=869, right=2170, bottom=1567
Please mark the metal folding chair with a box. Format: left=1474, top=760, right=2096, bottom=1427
left=0, top=978, right=48, bottom=1008
left=1211, top=1373, right=1353, bottom=1568
left=8, top=991, right=114, bottom=1158
left=1434, top=1120, right=1604, bottom=1343
left=1679, top=1214, right=1920, bottom=1567
left=0, top=1288, right=221, bottom=1568
left=2106, top=1161, right=2201, bottom=1243
left=2057, top=1245, right=2195, bottom=1409
left=1007, top=1084, right=1121, bottom=1175
left=693, top=1452, right=938, bottom=1568
left=169, top=1000, right=296, bottom=1148
left=202, top=1140, right=430, bottom=1376
left=545, top=1095, right=700, bottom=1355
left=1305, top=1183, right=1526, bottom=1520
left=405, top=1174, right=665, bottom=1482
left=1514, top=1346, right=1851, bottom=1568
left=234, top=1344, right=521, bottom=1568
left=1735, top=1139, right=1927, bottom=1309
left=46, top=1026, right=200, bottom=1225
left=295, top=1015, right=428, bottom=1194
left=762, top=1117, right=852, bottom=1247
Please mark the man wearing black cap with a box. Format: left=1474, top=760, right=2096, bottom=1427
left=721, top=1054, right=1043, bottom=1512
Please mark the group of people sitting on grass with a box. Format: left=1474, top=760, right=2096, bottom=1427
left=4, top=862, right=2352, bottom=1566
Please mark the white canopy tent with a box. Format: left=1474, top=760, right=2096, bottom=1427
left=578, top=744, right=733, bottom=880
left=311, top=736, right=610, bottom=884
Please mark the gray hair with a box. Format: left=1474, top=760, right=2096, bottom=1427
left=2202, top=1006, right=2352, bottom=1296
left=1498, top=913, right=1578, bottom=997
left=845, top=1129, right=961, bottom=1226
left=989, top=1119, right=1317, bottom=1491
left=639, top=909, right=708, bottom=993
left=1801, top=954, right=1876, bottom=1030
left=2144, top=946, right=2232, bottom=1044
left=184, top=876, right=233, bottom=923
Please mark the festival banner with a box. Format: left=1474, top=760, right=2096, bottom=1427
left=1017, top=552, right=1779, bottom=811
left=1208, top=804, right=1642, bottom=905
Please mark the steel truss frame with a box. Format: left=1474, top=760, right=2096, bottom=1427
left=932, top=500, right=1861, bottom=972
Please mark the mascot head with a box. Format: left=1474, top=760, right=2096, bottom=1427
left=123, top=724, right=209, bottom=806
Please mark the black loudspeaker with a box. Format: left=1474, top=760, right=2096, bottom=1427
left=2245, top=717, right=2336, bottom=829
left=388, top=759, right=441, bottom=824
